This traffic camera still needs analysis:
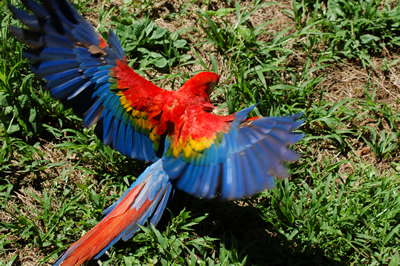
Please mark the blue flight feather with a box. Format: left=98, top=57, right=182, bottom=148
left=46, top=69, right=81, bottom=88
left=36, top=59, right=80, bottom=77
left=10, top=0, right=160, bottom=163
left=21, top=0, right=49, bottom=18
left=50, top=76, right=85, bottom=100
left=162, top=107, right=304, bottom=200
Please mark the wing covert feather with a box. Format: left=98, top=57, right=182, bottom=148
left=162, top=106, right=304, bottom=200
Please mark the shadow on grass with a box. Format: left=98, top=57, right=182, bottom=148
left=93, top=188, right=343, bottom=266
left=172, top=191, right=342, bottom=266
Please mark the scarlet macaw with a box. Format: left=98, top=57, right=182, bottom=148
left=9, top=0, right=304, bottom=265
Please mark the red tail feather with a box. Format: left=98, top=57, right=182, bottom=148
left=54, top=160, right=172, bottom=265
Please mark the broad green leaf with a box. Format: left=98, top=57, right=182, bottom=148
left=360, top=34, right=379, bottom=44
left=150, top=27, right=168, bottom=41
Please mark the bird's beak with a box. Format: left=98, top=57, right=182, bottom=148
left=206, top=80, right=218, bottom=95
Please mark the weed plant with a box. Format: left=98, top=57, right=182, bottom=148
left=1, top=0, right=399, bottom=265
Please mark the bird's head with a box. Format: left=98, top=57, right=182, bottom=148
left=179, top=72, right=220, bottom=97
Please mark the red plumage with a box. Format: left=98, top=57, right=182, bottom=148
left=8, top=0, right=304, bottom=265
left=112, top=59, right=232, bottom=147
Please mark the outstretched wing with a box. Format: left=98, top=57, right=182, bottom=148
left=9, top=0, right=171, bottom=162
left=162, top=106, right=304, bottom=200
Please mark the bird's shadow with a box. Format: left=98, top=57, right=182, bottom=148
left=93, top=189, right=342, bottom=266
left=168, top=191, right=342, bottom=265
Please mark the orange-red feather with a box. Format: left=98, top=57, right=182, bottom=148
left=59, top=183, right=150, bottom=265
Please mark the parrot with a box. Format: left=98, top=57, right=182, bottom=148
left=8, top=0, right=304, bottom=265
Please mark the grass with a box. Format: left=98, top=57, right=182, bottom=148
left=1, top=0, right=400, bottom=265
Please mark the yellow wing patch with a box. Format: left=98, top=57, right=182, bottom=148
left=172, top=135, right=216, bottom=159
left=118, top=92, right=161, bottom=148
